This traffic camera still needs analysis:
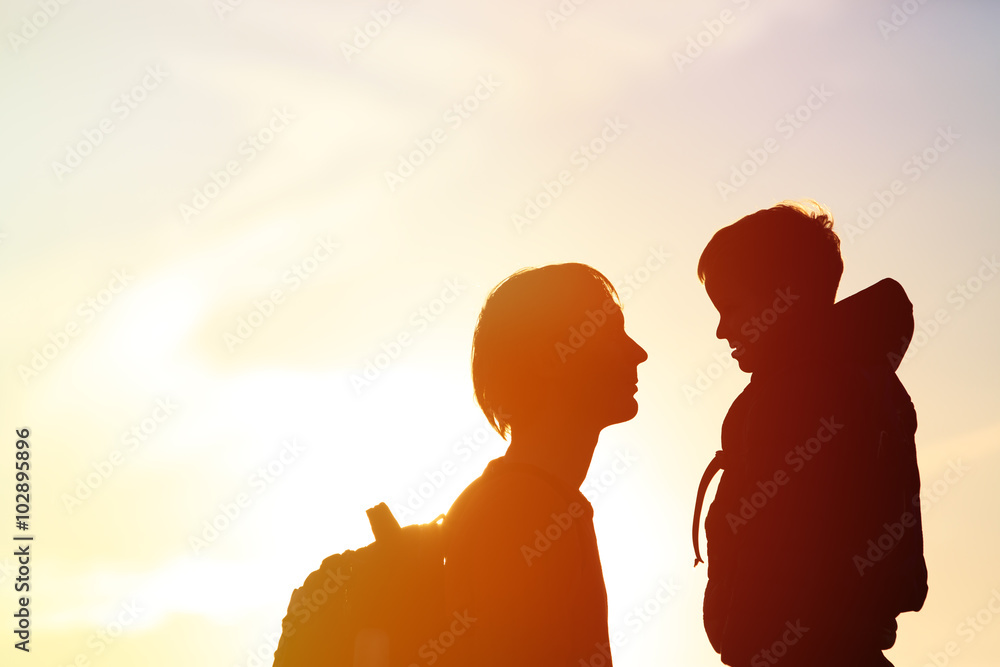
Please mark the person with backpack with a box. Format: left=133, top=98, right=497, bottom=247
left=691, top=201, right=927, bottom=667
left=270, top=262, right=645, bottom=667
left=441, top=262, right=648, bottom=667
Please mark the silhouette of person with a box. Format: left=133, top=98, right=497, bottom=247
left=441, top=263, right=647, bottom=667
left=692, top=201, right=927, bottom=667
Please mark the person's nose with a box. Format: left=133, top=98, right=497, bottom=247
left=628, top=334, right=648, bottom=365
left=716, top=314, right=732, bottom=342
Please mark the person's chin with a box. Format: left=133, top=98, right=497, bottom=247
left=731, top=344, right=756, bottom=373
left=610, top=397, right=640, bottom=424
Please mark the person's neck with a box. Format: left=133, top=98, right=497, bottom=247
left=504, top=417, right=600, bottom=490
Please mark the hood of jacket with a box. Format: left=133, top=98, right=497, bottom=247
left=756, top=277, right=915, bottom=376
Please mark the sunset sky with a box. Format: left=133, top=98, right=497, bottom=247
left=2, top=0, right=999, bottom=665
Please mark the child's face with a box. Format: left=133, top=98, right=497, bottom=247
left=705, top=275, right=799, bottom=373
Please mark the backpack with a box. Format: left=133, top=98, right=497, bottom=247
left=271, top=457, right=602, bottom=666
left=270, top=503, right=447, bottom=667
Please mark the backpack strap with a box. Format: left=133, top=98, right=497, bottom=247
left=692, top=450, right=726, bottom=567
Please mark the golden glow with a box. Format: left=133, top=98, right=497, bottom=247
left=4, top=1, right=999, bottom=665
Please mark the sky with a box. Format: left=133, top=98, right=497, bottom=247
left=1, top=0, right=999, bottom=665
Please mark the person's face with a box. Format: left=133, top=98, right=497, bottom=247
left=554, top=302, right=648, bottom=429
left=705, top=275, right=790, bottom=373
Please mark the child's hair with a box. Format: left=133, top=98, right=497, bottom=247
left=698, top=200, right=844, bottom=305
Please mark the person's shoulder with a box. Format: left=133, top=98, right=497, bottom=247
left=449, top=457, right=576, bottom=522
left=445, top=457, right=589, bottom=554
left=743, top=357, right=878, bottom=461
left=765, top=348, right=878, bottom=407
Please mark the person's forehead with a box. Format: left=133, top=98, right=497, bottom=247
left=572, top=296, right=624, bottom=328
left=705, top=273, right=759, bottom=306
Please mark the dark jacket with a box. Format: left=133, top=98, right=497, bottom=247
left=701, top=278, right=927, bottom=666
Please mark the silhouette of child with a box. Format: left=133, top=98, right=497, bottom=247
left=693, top=201, right=927, bottom=667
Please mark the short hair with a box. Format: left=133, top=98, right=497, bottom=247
left=697, top=200, right=843, bottom=305
left=471, top=263, right=620, bottom=439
